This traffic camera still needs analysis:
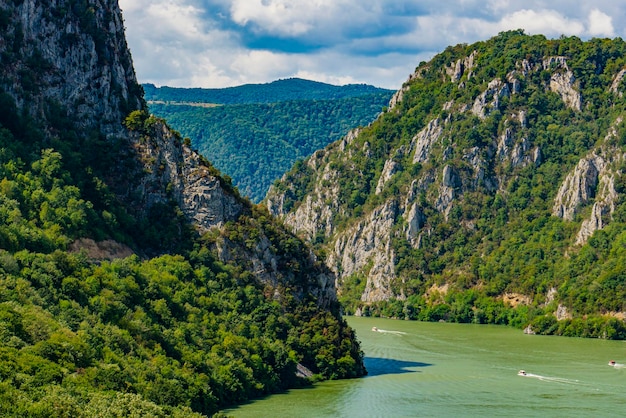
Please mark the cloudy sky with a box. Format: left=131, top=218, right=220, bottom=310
left=119, top=0, right=626, bottom=90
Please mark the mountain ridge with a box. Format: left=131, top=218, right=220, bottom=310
left=267, top=31, right=626, bottom=338
left=143, top=77, right=394, bottom=105
left=0, top=1, right=364, bottom=415
left=145, top=81, right=394, bottom=202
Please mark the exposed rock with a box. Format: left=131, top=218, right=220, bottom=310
left=404, top=203, right=425, bottom=248
left=376, top=159, right=400, bottom=194
left=555, top=118, right=624, bottom=245
left=69, top=238, right=134, bottom=261
left=543, top=56, right=569, bottom=70
left=523, top=325, right=536, bottom=335
left=471, top=79, right=510, bottom=119
left=503, top=293, right=532, bottom=307
left=518, top=110, right=527, bottom=128
left=543, top=56, right=581, bottom=111
left=610, top=68, right=626, bottom=96
left=463, top=146, right=495, bottom=190
left=553, top=154, right=605, bottom=220
left=131, top=121, right=244, bottom=232
left=550, top=71, right=581, bottom=111
left=435, top=165, right=459, bottom=215
left=216, top=232, right=338, bottom=309
left=574, top=122, right=623, bottom=244
left=425, top=283, right=449, bottom=302
left=497, top=128, right=514, bottom=161
left=328, top=201, right=399, bottom=302
left=518, top=59, right=533, bottom=75
left=555, top=304, right=572, bottom=320
left=510, top=137, right=538, bottom=168
left=507, top=71, right=522, bottom=94
left=447, top=50, right=477, bottom=82
left=296, top=363, right=314, bottom=378
left=576, top=200, right=611, bottom=245
left=388, top=71, right=422, bottom=111
left=388, top=86, right=409, bottom=111
left=1, top=0, right=341, bottom=314
left=0, top=0, right=143, bottom=140
left=412, top=118, right=443, bottom=164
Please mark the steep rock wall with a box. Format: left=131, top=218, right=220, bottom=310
left=0, top=0, right=143, bottom=138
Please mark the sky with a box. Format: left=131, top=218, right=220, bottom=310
left=118, top=0, right=626, bottom=90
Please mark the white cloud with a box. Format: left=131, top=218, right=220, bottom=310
left=497, top=9, right=585, bottom=37
left=229, top=0, right=319, bottom=36
left=119, top=0, right=626, bottom=90
left=588, top=9, right=615, bottom=37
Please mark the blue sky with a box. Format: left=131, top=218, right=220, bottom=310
left=119, top=0, right=626, bottom=90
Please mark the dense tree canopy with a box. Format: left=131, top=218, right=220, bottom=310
left=272, top=32, right=626, bottom=339
left=145, top=80, right=393, bottom=201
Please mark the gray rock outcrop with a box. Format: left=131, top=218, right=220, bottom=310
left=553, top=155, right=605, bottom=221
left=0, top=0, right=143, bottom=139
left=412, top=118, right=443, bottom=164
left=543, top=56, right=581, bottom=111
left=328, top=201, right=399, bottom=302
left=471, top=79, right=511, bottom=119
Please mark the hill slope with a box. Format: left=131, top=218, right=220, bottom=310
left=144, top=80, right=394, bottom=202
left=143, top=78, right=392, bottom=104
left=267, top=31, right=626, bottom=339
left=0, top=1, right=364, bottom=416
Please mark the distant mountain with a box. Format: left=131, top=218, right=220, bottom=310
left=267, top=31, right=626, bottom=339
left=143, top=78, right=392, bottom=104
left=145, top=80, right=394, bottom=202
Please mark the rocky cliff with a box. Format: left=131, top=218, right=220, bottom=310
left=267, top=32, right=626, bottom=325
left=0, top=2, right=367, bottom=413
left=0, top=0, right=142, bottom=137
left=0, top=0, right=344, bottom=309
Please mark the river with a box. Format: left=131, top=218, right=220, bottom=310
left=222, top=316, right=626, bottom=417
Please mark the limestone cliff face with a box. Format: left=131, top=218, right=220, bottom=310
left=552, top=118, right=624, bottom=245
left=0, top=0, right=143, bottom=138
left=266, top=38, right=626, bottom=307
left=543, top=56, right=581, bottom=111
left=552, top=154, right=605, bottom=221
left=328, top=200, right=400, bottom=302
left=132, top=121, right=244, bottom=232
left=0, top=0, right=339, bottom=309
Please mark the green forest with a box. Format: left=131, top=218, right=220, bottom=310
left=143, top=78, right=392, bottom=104
left=0, top=3, right=365, bottom=416
left=145, top=80, right=393, bottom=202
left=270, top=32, right=626, bottom=339
left=0, top=90, right=364, bottom=416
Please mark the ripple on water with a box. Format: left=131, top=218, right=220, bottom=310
left=224, top=318, right=626, bottom=418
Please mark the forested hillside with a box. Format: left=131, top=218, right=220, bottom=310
left=143, top=78, right=392, bottom=104
left=0, top=1, right=364, bottom=416
left=145, top=80, right=394, bottom=202
left=268, top=31, right=626, bottom=339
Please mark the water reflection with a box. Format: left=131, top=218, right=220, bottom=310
left=364, top=357, right=432, bottom=376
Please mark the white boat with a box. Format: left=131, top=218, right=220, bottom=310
left=517, top=370, right=527, bottom=376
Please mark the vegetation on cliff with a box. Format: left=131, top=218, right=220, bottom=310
left=0, top=1, right=364, bottom=416
left=269, top=31, right=626, bottom=339
left=145, top=79, right=393, bottom=201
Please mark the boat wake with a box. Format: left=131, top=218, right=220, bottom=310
left=371, top=327, right=407, bottom=335
left=517, top=370, right=581, bottom=385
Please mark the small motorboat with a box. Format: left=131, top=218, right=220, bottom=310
left=608, top=360, right=616, bottom=366
left=372, top=327, right=379, bottom=332
left=517, top=370, right=527, bottom=376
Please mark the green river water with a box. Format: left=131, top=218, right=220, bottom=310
left=223, top=316, right=626, bottom=417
